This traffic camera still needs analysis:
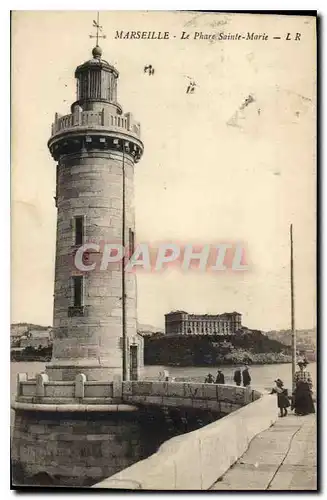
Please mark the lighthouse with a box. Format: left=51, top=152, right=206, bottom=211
left=12, top=27, right=151, bottom=487
left=47, top=42, right=144, bottom=382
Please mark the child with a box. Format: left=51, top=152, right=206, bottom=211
left=205, top=373, right=214, bottom=384
left=271, top=378, right=290, bottom=417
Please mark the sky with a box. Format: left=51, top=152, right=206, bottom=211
left=11, top=11, right=316, bottom=331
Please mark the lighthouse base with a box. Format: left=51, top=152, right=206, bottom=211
left=11, top=406, right=166, bottom=487
left=11, top=372, right=166, bottom=487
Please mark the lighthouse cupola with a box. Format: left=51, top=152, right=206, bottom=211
left=72, top=45, right=122, bottom=114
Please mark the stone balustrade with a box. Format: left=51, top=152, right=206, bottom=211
left=14, top=374, right=260, bottom=416
left=51, top=109, right=141, bottom=138
left=121, top=381, right=261, bottom=415
left=16, top=373, right=115, bottom=405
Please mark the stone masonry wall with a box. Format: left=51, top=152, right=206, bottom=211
left=94, top=394, right=278, bottom=490
left=11, top=409, right=161, bottom=487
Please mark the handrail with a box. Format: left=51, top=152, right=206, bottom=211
left=51, top=110, right=141, bottom=138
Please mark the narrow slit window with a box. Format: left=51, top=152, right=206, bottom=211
left=129, top=228, right=135, bottom=257
left=75, top=216, right=84, bottom=246
left=73, top=276, right=83, bottom=307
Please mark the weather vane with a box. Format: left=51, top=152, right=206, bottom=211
left=89, top=12, right=106, bottom=46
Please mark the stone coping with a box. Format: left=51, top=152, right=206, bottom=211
left=23, top=380, right=78, bottom=386
left=21, top=380, right=114, bottom=386
left=11, top=402, right=138, bottom=413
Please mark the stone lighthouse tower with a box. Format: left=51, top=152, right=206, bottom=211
left=47, top=43, right=144, bottom=382
left=12, top=36, right=152, bottom=487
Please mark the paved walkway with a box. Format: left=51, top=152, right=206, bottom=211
left=210, top=413, right=317, bottom=491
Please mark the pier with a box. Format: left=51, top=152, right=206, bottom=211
left=211, top=413, right=316, bottom=491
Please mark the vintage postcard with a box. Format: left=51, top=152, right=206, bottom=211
left=11, top=11, right=317, bottom=490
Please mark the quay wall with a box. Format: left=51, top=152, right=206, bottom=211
left=94, top=393, right=278, bottom=490
left=12, top=376, right=268, bottom=487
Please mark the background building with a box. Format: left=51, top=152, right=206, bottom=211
left=165, top=311, right=242, bottom=336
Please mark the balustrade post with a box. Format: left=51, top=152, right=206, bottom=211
left=75, top=373, right=86, bottom=399
left=113, top=375, right=122, bottom=400
left=35, top=373, right=49, bottom=398
left=16, top=372, right=27, bottom=398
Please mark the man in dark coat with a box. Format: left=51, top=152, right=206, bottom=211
left=215, top=369, right=225, bottom=384
left=233, top=367, right=241, bottom=386
left=242, top=365, right=251, bottom=387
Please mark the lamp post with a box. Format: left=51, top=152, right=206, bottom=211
left=290, top=224, right=296, bottom=390
left=122, top=142, right=128, bottom=381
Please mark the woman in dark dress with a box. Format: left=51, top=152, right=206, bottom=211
left=293, top=361, right=315, bottom=416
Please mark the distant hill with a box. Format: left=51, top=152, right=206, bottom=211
left=11, top=322, right=163, bottom=336
left=265, top=328, right=316, bottom=361
left=144, top=330, right=293, bottom=367
left=11, top=323, right=51, bottom=336
left=265, top=328, right=316, bottom=347
left=137, top=323, right=164, bottom=335
left=11, top=323, right=51, bottom=329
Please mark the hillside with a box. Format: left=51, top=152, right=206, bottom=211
left=11, top=323, right=51, bottom=335
left=144, top=331, right=292, bottom=367
left=265, top=328, right=316, bottom=346
left=11, top=322, right=162, bottom=335
left=137, top=323, right=164, bottom=334
left=265, top=328, right=316, bottom=359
